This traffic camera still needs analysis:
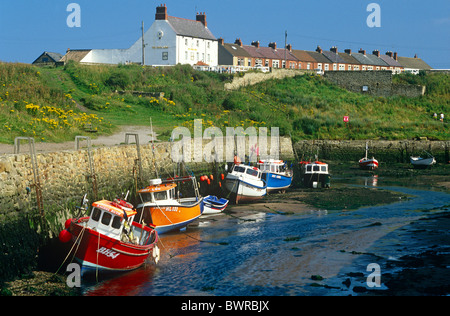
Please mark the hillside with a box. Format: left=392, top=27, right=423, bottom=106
left=0, top=61, right=448, bottom=144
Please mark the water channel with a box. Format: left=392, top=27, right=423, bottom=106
left=80, top=174, right=450, bottom=296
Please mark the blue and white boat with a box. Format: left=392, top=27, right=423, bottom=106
left=257, top=159, right=293, bottom=193
left=202, top=195, right=229, bottom=214
left=224, top=164, right=267, bottom=204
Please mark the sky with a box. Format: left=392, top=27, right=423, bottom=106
left=0, top=0, right=449, bottom=68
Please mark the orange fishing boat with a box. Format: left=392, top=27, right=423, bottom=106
left=136, top=177, right=203, bottom=234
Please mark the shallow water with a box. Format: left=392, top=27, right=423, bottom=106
left=81, top=176, right=450, bottom=296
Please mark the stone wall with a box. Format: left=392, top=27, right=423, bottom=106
left=324, top=71, right=425, bottom=97
left=224, top=69, right=309, bottom=90
left=294, top=139, right=449, bottom=163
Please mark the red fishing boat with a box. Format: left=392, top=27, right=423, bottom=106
left=359, top=141, right=379, bottom=170
left=59, top=195, right=159, bottom=276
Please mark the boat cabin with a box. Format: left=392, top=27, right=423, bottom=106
left=257, top=159, right=290, bottom=175
left=232, top=164, right=263, bottom=179
left=138, top=182, right=177, bottom=204
left=303, top=161, right=328, bottom=175
left=87, top=200, right=137, bottom=241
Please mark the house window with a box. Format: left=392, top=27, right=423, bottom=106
left=339, top=64, right=345, bottom=70
left=324, top=64, right=329, bottom=71
left=265, top=60, right=269, bottom=67
left=185, top=39, right=188, bottom=46
left=162, top=52, right=168, bottom=60
left=207, top=42, right=210, bottom=49
left=196, top=40, right=199, bottom=47
left=273, top=60, right=280, bottom=68
left=185, top=51, right=188, bottom=61
left=207, top=54, right=210, bottom=62
left=348, top=65, right=352, bottom=71
left=255, top=59, right=262, bottom=66
left=333, top=64, right=337, bottom=71
left=191, top=52, right=194, bottom=61
left=318, top=63, right=322, bottom=70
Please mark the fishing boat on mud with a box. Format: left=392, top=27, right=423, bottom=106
left=359, top=141, right=379, bottom=170
left=300, top=161, right=331, bottom=188
left=224, top=163, right=267, bottom=204
left=202, top=195, right=229, bottom=214
left=136, top=177, right=203, bottom=234
left=257, top=159, right=293, bottom=193
left=59, top=195, right=159, bottom=276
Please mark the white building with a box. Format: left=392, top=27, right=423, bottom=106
left=63, top=4, right=218, bottom=67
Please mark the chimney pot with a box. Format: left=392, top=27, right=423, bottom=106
left=372, top=50, right=380, bottom=57
left=251, top=41, right=260, bottom=48
left=234, top=38, right=243, bottom=47
left=196, top=11, right=207, bottom=27
left=330, top=46, right=338, bottom=54
left=218, top=38, right=224, bottom=46
left=386, top=51, right=393, bottom=58
left=286, top=44, right=292, bottom=52
left=359, top=48, right=366, bottom=55
left=344, top=49, right=352, bottom=55
left=269, top=42, right=277, bottom=50
left=316, top=45, right=323, bottom=54
left=393, top=52, right=398, bottom=61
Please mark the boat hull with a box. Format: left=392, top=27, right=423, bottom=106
left=265, top=173, right=292, bottom=192
left=202, top=195, right=229, bottom=214
left=224, top=178, right=266, bottom=204
left=410, top=157, right=436, bottom=169
left=359, top=158, right=379, bottom=170
left=68, top=218, right=158, bottom=275
left=136, top=200, right=203, bottom=234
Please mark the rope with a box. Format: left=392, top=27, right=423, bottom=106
left=96, top=231, right=100, bottom=282
left=54, top=225, right=86, bottom=275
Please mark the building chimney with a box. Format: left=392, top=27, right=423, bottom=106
left=385, top=51, right=393, bottom=58
left=316, top=45, right=323, bottom=54
left=269, top=42, right=277, bottom=50
left=234, top=38, right=243, bottom=47
left=251, top=41, right=260, bottom=48
left=372, top=50, right=380, bottom=57
left=414, top=54, right=418, bottom=58
left=196, top=11, right=207, bottom=27
left=393, top=52, right=398, bottom=61
left=67, top=48, right=71, bottom=53
left=286, top=44, right=292, bottom=52
left=218, top=37, right=224, bottom=46
left=330, top=46, right=338, bottom=54
left=344, top=49, right=352, bottom=55
left=155, top=4, right=168, bottom=20
left=359, top=48, right=366, bottom=55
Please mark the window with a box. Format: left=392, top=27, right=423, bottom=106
left=162, top=52, right=168, bottom=60
left=233, top=165, right=246, bottom=173
left=185, top=51, right=188, bottom=61
left=246, top=168, right=259, bottom=177
left=313, top=165, right=320, bottom=172
left=185, top=39, right=188, bottom=46
left=333, top=64, right=337, bottom=70
left=154, top=191, right=167, bottom=201
left=112, top=216, right=122, bottom=229
left=273, top=60, right=280, bottom=68
left=321, top=166, right=327, bottom=172
left=207, top=42, right=210, bottom=49
left=91, top=208, right=101, bottom=221
left=324, top=64, right=329, bottom=71
left=101, top=212, right=112, bottom=226
left=339, top=64, right=345, bottom=70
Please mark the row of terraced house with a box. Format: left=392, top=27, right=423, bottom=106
left=33, top=4, right=432, bottom=75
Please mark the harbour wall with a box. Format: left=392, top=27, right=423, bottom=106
left=294, top=139, right=449, bottom=163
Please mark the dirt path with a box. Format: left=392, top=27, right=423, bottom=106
left=0, top=126, right=157, bottom=155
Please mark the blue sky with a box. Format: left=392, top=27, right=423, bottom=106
left=1, top=0, right=449, bottom=68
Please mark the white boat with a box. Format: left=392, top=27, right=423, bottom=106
left=410, top=156, right=436, bottom=169
left=224, top=164, right=267, bottom=204
left=257, top=159, right=293, bottom=193
left=359, top=141, right=379, bottom=170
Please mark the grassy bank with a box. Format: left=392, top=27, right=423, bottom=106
left=0, top=62, right=448, bottom=144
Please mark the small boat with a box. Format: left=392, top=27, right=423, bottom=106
left=359, top=141, right=379, bottom=170
left=202, top=195, right=229, bottom=214
left=300, top=161, right=331, bottom=188
left=59, top=195, right=159, bottom=276
left=136, top=177, right=203, bottom=234
left=410, top=154, right=436, bottom=169
left=257, top=159, right=293, bottom=193
left=224, top=163, right=267, bottom=204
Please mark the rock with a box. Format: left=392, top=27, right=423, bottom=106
left=353, top=286, right=368, bottom=293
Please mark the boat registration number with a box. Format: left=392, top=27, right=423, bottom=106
left=97, top=247, right=120, bottom=259
left=162, top=207, right=179, bottom=212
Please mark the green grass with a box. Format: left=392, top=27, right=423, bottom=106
left=0, top=61, right=448, bottom=144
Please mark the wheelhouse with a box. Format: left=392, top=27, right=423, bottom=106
left=138, top=183, right=177, bottom=204
left=87, top=200, right=137, bottom=240
left=232, top=164, right=263, bottom=179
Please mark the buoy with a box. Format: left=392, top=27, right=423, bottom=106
left=207, top=179, right=211, bottom=185
left=59, top=229, right=71, bottom=243
left=210, top=174, right=214, bottom=181
left=64, top=219, right=72, bottom=229
left=219, top=182, right=222, bottom=188
left=152, top=245, right=160, bottom=264
left=221, top=174, right=224, bottom=180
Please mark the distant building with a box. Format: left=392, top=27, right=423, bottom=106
left=61, top=4, right=218, bottom=67
left=397, top=54, right=432, bottom=74
left=32, top=52, right=63, bottom=66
